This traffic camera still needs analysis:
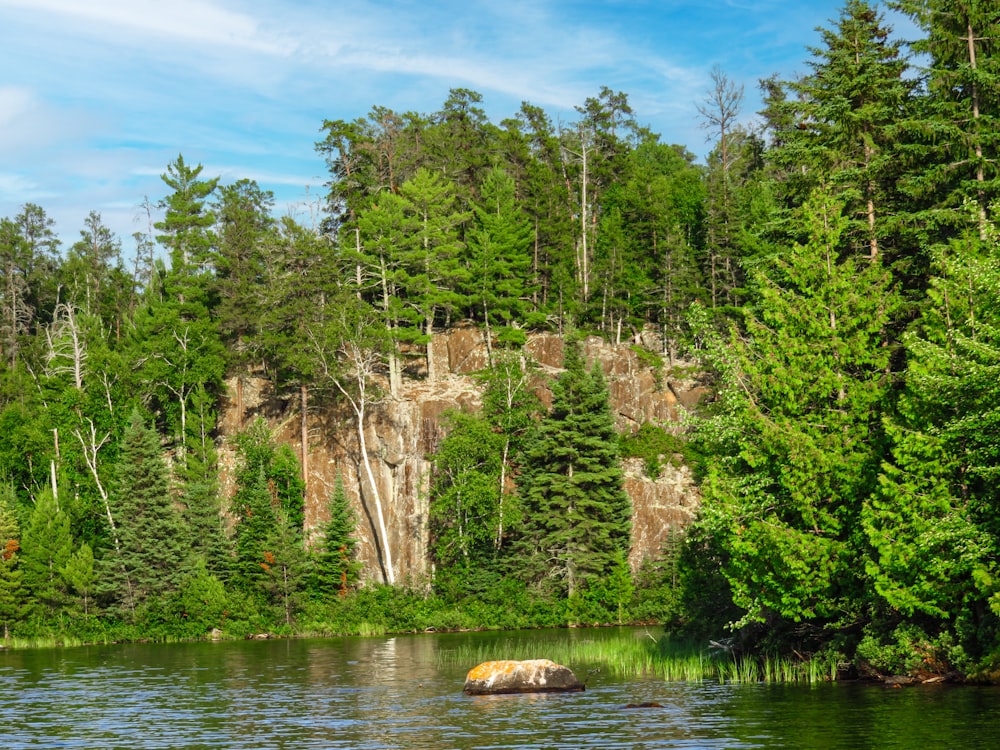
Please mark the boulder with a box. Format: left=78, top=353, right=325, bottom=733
left=463, top=659, right=585, bottom=695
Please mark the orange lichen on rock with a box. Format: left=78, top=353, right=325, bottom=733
left=463, top=659, right=585, bottom=695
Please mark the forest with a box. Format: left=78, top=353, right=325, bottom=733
left=1, top=0, right=999, bottom=679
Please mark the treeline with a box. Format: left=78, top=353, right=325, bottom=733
left=1, top=0, right=999, bottom=678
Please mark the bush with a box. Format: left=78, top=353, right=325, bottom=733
left=619, top=423, right=693, bottom=479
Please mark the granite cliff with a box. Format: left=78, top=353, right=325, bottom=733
left=218, top=328, right=705, bottom=584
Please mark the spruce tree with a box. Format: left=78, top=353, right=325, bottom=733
left=260, top=506, right=308, bottom=628
left=514, top=338, right=631, bottom=598
left=233, top=467, right=276, bottom=595
left=20, top=486, right=73, bottom=617
left=890, top=0, right=1000, bottom=238
left=109, top=409, right=188, bottom=616
left=310, top=473, right=361, bottom=601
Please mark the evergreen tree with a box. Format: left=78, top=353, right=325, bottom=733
left=213, top=178, right=275, bottom=409
left=0, top=480, right=25, bottom=638
left=514, top=338, right=631, bottom=598
left=233, top=466, right=277, bottom=594
left=310, top=473, right=361, bottom=601
left=155, top=154, right=219, bottom=273
left=864, top=208, right=1000, bottom=631
left=780, top=1, right=915, bottom=263
left=61, top=541, right=96, bottom=617
left=890, top=0, right=1000, bottom=238
left=465, top=166, right=532, bottom=349
left=396, top=168, right=470, bottom=380
left=691, top=188, right=896, bottom=629
left=178, top=390, right=231, bottom=581
left=109, top=409, right=188, bottom=616
left=20, top=486, right=72, bottom=617
left=260, top=506, right=308, bottom=627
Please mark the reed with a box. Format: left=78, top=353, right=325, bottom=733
left=439, top=634, right=837, bottom=685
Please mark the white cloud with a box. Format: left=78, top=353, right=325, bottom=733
left=0, top=0, right=292, bottom=54
left=0, top=86, right=77, bottom=158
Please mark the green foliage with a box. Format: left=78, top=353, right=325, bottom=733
left=61, top=542, right=96, bottom=617
left=865, top=209, right=1000, bottom=628
left=619, top=422, right=691, bottom=478
left=309, top=474, right=362, bottom=601
left=0, top=480, right=26, bottom=636
left=108, top=410, right=189, bottom=617
left=19, top=486, right=72, bottom=617
left=7, top=58, right=1000, bottom=676
left=691, top=188, right=896, bottom=628
left=232, top=419, right=305, bottom=533
left=173, top=561, right=228, bottom=633
left=429, top=409, right=504, bottom=577
left=514, top=338, right=631, bottom=598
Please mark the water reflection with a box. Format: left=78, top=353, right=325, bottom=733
left=2, top=630, right=1000, bottom=748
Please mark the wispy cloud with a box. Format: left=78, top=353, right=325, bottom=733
left=0, top=0, right=853, bottom=250
left=0, top=0, right=291, bottom=53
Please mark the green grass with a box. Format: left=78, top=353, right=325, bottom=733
left=438, top=633, right=838, bottom=684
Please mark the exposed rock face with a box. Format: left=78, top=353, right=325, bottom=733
left=463, top=659, right=584, bottom=695
left=218, top=327, right=703, bottom=584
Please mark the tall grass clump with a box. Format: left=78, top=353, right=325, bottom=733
left=439, top=632, right=838, bottom=684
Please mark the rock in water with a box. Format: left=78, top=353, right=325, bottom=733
left=463, top=659, right=585, bottom=695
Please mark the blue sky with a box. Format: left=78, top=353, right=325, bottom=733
left=0, top=0, right=913, bottom=255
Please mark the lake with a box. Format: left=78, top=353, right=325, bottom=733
left=2, top=627, right=999, bottom=748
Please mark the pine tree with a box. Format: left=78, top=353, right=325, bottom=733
left=465, top=166, right=532, bottom=350
left=396, top=168, right=470, bottom=380
left=514, top=338, right=631, bottom=598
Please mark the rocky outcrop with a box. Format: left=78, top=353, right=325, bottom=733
left=217, top=326, right=704, bottom=584
left=463, top=659, right=585, bottom=694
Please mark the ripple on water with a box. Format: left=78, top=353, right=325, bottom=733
left=3, top=634, right=1000, bottom=749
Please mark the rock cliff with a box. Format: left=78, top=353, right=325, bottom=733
left=218, top=328, right=704, bottom=584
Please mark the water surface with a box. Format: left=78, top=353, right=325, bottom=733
left=3, top=628, right=998, bottom=748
